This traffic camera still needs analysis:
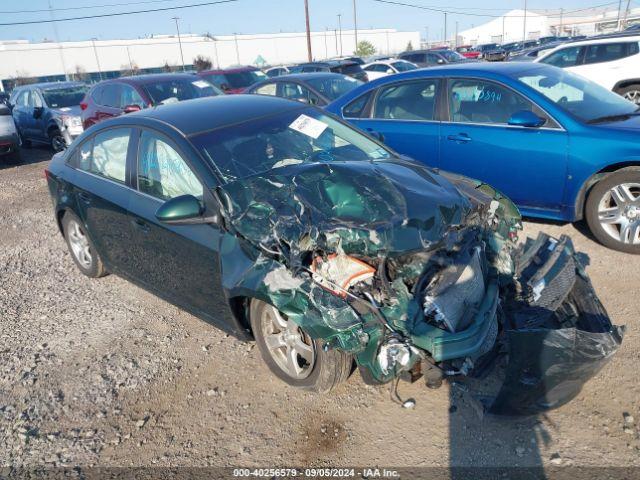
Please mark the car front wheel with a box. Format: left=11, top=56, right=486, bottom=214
left=616, top=84, right=640, bottom=104
left=586, top=168, right=640, bottom=253
left=62, top=211, right=107, bottom=277
left=249, top=299, right=352, bottom=392
left=49, top=129, right=67, bottom=152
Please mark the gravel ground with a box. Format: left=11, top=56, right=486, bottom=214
left=1, top=147, right=639, bottom=470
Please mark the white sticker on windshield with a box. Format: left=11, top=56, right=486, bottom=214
left=289, top=114, right=328, bottom=139
left=192, top=80, right=211, bottom=89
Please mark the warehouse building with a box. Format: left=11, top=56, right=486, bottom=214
left=0, top=28, right=419, bottom=91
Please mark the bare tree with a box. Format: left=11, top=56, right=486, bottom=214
left=193, top=55, right=212, bottom=72
left=120, top=62, right=141, bottom=77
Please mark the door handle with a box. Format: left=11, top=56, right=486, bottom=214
left=78, top=192, right=91, bottom=204
left=447, top=133, right=472, bottom=143
left=132, top=218, right=150, bottom=233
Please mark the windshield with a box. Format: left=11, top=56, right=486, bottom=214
left=392, top=61, right=417, bottom=72
left=225, top=70, right=267, bottom=89
left=42, top=86, right=88, bottom=108
left=513, top=67, right=638, bottom=122
left=191, top=107, right=392, bottom=183
left=143, top=79, right=220, bottom=105
left=306, top=76, right=363, bottom=100
left=440, top=50, right=466, bottom=62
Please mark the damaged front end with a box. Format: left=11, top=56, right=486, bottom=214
left=216, top=159, right=623, bottom=415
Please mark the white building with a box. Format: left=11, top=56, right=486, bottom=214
left=458, top=10, right=550, bottom=46
left=0, top=28, right=419, bottom=91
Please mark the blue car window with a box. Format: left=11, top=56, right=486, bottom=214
left=373, top=80, right=437, bottom=121
left=137, top=131, right=203, bottom=200
left=343, top=91, right=373, bottom=118
left=540, top=46, right=582, bottom=68
left=449, top=79, right=535, bottom=125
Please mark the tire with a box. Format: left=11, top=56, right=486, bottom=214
left=61, top=211, right=107, bottom=278
left=49, top=128, right=67, bottom=153
left=249, top=299, right=352, bottom=392
left=585, top=167, right=640, bottom=254
left=616, top=84, right=640, bottom=105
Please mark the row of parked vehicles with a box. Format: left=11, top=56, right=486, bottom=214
left=4, top=36, right=640, bottom=254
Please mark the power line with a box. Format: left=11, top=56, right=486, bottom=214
left=0, top=0, right=238, bottom=26
left=0, top=0, right=180, bottom=15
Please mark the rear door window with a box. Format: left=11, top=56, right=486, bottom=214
left=583, top=42, right=639, bottom=65
left=254, top=83, right=278, bottom=96
left=89, top=128, right=131, bottom=183
left=373, top=80, right=438, bottom=121
left=120, top=85, right=145, bottom=108
left=100, top=84, right=122, bottom=108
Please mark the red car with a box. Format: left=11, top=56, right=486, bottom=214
left=197, top=66, right=267, bottom=94
left=456, top=45, right=481, bottom=59
left=80, top=73, right=222, bottom=129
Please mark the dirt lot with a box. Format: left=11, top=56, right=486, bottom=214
left=1, top=147, right=639, bottom=471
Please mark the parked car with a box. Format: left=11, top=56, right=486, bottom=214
left=327, top=62, right=640, bottom=253
left=535, top=35, right=640, bottom=103
left=456, top=45, right=481, bottom=59
left=265, top=66, right=291, bottom=78
left=246, top=72, right=362, bottom=106
left=474, top=43, right=507, bottom=61
left=289, top=60, right=368, bottom=82
left=81, top=73, right=222, bottom=129
left=0, top=104, right=20, bottom=162
left=507, top=42, right=563, bottom=62
left=330, top=55, right=365, bottom=65
left=10, top=81, right=87, bottom=152
left=502, top=40, right=539, bottom=57
left=197, top=66, right=267, bottom=94
left=0, top=92, right=10, bottom=107
left=44, top=94, right=621, bottom=412
left=362, top=59, right=418, bottom=80
left=398, top=49, right=468, bottom=67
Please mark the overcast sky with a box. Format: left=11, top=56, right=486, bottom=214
left=0, top=0, right=628, bottom=43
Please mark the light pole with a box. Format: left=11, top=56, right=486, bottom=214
left=337, top=14, right=343, bottom=56
left=522, top=0, right=527, bottom=42
left=443, top=12, right=447, bottom=45
left=502, top=15, right=506, bottom=43
left=233, top=33, right=240, bottom=65
left=304, top=0, right=312, bottom=61
left=455, top=21, right=458, bottom=48
left=172, top=17, right=185, bottom=71
left=353, top=0, right=358, bottom=53
left=90, top=38, right=103, bottom=80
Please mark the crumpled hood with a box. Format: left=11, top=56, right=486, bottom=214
left=50, top=105, right=82, bottom=117
left=218, top=158, right=474, bottom=258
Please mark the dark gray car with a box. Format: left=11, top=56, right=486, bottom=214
left=398, top=49, right=468, bottom=67
left=10, top=82, right=87, bottom=152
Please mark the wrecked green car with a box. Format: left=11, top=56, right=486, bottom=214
left=47, top=96, right=623, bottom=415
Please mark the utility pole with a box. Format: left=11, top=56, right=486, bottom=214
left=233, top=33, right=240, bottom=65
left=523, top=0, right=527, bottom=42
left=48, top=0, right=68, bottom=80
left=324, top=27, right=328, bottom=59
left=443, top=12, right=447, bottom=45
left=90, top=38, right=103, bottom=80
left=337, top=14, right=343, bottom=56
left=172, top=17, right=185, bottom=71
left=304, top=0, right=312, bottom=61
left=424, top=26, right=429, bottom=46
left=616, top=0, right=623, bottom=31
left=559, top=8, right=564, bottom=35
left=334, top=29, right=339, bottom=56
left=353, top=0, right=359, bottom=53
left=622, top=0, right=631, bottom=30
left=455, top=21, right=458, bottom=48
left=126, top=45, right=134, bottom=71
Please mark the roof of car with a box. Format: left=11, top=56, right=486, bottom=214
left=260, top=72, right=350, bottom=82
left=554, top=34, right=640, bottom=46
left=115, top=73, right=199, bottom=84
left=127, top=94, right=306, bottom=136
left=297, top=60, right=357, bottom=67
left=198, top=66, right=260, bottom=75
left=16, top=81, right=85, bottom=90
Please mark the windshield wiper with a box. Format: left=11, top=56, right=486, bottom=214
left=587, top=111, right=640, bottom=124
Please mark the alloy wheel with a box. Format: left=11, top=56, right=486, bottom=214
left=51, top=134, right=67, bottom=152
left=623, top=89, right=640, bottom=104
left=259, top=304, right=315, bottom=380
left=68, top=219, right=93, bottom=268
left=597, top=182, right=640, bottom=245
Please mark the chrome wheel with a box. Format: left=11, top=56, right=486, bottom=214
left=51, top=133, right=67, bottom=152
left=623, top=89, right=640, bottom=104
left=598, top=182, right=640, bottom=245
left=67, top=220, right=93, bottom=268
left=260, top=304, right=315, bottom=380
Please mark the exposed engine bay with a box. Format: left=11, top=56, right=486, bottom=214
left=215, top=158, right=623, bottom=415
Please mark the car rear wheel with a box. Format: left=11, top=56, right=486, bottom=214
left=62, top=211, right=107, bottom=277
left=586, top=168, right=640, bottom=254
left=616, top=84, right=640, bottom=104
left=49, top=129, right=67, bottom=152
left=249, top=299, right=352, bottom=392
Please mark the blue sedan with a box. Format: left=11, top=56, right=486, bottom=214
left=327, top=62, right=640, bottom=253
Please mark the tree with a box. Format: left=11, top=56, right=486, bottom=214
left=355, top=40, right=376, bottom=57
left=120, top=62, right=140, bottom=77
left=162, top=61, right=178, bottom=73
left=193, top=55, right=212, bottom=72
left=72, top=65, right=89, bottom=82
left=406, top=41, right=414, bottom=51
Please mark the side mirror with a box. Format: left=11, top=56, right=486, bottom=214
left=33, top=106, right=44, bottom=119
left=220, top=83, right=231, bottom=92
left=123, top=104, right=141, bottom=114
left=156, top=194, right=205, bottom=225
left=507, top=110, right=547, bottom=128
left=437, top=58, right=445, bottom=64
left=386, top=68, right=395, bottom=74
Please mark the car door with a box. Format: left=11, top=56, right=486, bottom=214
left=439, top=77, right=569, bottom=214
left=31, top=90, right=48, bottom=142
left=96, top=83, right=123, bottom=123
left=342, top=78, right=442, bottom=168
left=66, top=127, right=135, bottom=271
left=572, top=41, right=640, bottom=89
left=127, top=129, right=225, bottom=317
left=11, top=90, right=32, bottom=139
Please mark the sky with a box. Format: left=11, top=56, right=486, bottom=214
left=0, top=0, right=629, bottom=44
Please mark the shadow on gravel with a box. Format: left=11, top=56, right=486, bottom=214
left=0, top=146, right=53, bottom=171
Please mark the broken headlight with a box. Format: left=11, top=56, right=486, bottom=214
left=310, top=253, right=375, bottom=298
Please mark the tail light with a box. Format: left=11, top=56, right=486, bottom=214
left=80, top=102, right=88, bottom=111
left=44, top=169, right=50, bottom=180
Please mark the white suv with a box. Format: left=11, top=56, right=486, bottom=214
left=535, top=35, right=640, bottom=103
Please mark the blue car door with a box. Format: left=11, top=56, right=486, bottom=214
left=439, top=78, right=569, bottom=217
left=341, top=78, right=442, bottom=168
